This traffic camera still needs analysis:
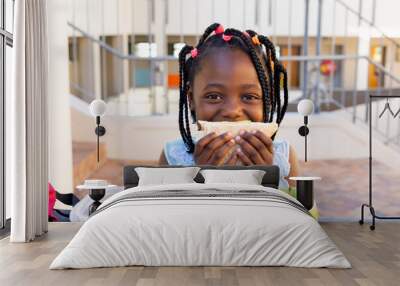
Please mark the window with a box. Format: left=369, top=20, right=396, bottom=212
left=68, top=36, right=95, bottom=102
left=396, top=47, right=400, bottom=62
left=99, top=35, right=124, bottom=99
left=127, top=35, right=156, bottom=88
left=172, top=43, right=185, bottom=58
left=275, top=46, right=281, bottom=59
left=135, top=42, right=157, bottom=58
left=1, top=0, right=14, bottom=234
left=166, top=38, right=187, bottom=89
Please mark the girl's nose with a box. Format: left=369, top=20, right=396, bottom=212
left=220, top=99, right=244, bottom=121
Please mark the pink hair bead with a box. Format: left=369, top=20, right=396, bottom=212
left=215, top=24, right=224, bottom=34
left=222, top=34, right=232, bottom=42
left=191, top=48, right=198, bottom=58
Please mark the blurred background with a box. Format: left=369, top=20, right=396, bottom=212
left=5, top=0, right=400, bottom=221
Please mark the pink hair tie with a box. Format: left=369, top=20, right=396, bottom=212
left=191, top=48, right=198, bottom=58
left=243, top=31, right=250, bottom=38
left=222, top=34, right=232, bottom=42
left=215, top=24, right=224, bottom=34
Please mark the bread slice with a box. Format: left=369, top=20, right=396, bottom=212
left=195, top=120, right=278, bottom=165
left=197, top=120, right=278, bottom=138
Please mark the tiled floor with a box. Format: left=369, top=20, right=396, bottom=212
left=84, top=158, right=400, bottom=220
left=300, top=158, right=400, bottom=219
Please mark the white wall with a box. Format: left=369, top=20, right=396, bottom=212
left=47, top=0, right=74, bottom=194
left=374, top=0, right=400, bottom=37
left=66, top=0, right=400, bottom=38
left=5, top=44, right=13, bottom=220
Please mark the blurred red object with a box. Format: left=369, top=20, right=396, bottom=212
left=168, top=74, right=179, bottom=88
left=320, top=60, right=337, bottom=76
left=48, top=183, right=57, bottom=221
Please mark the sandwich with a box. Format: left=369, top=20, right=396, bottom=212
left=195, top=120, right=278, bottom=165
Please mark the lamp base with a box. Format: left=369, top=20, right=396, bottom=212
left=298, top=126, right=309, bottom=136
left=95, top=126, right=106, bottom=136
left=88, top=188, right=106, bottom=215
left=289, top=177, right=321, bottom=211
left=296, top=180, right=314, bottom=210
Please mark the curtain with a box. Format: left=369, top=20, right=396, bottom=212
left=9, top=0, right=48, bottom=242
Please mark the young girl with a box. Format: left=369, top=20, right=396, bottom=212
left=159, top=23, right=299, bottom=191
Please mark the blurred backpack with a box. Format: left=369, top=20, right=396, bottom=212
left=48, top=183, right=79, bottom=222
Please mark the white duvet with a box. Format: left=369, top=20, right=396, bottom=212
left=50, top=183, right=350, bottom=269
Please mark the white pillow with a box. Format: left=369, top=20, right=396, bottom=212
left=200, top=169, right=266, bottom=185
left=135, top=167, right=201, bottom=186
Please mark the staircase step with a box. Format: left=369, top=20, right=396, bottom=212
left=72, top=141, right=107, bottom=189
left=87, top=159, right=157, bottom=186
left=73, top=142, right=99, bottom=166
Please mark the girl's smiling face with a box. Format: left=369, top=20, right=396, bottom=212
left=188, top=48, right=264, bottom=123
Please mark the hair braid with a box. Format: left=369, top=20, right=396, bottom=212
left=278, top=64, right=289, bottom=124
left=264, top=47, right=275, bottom=123
left=273, top=63, right=282, bottom=123
left=178, top=45, right=193, bottom=148
left=246, top=30, right=275, bottom=123
left=259, top=35, right=282, bottom=123
left=224, top=28, right=271, bottom=122
left=183, top=86, right=195, bottom=152
left=197, top=23, right=221, bottom=47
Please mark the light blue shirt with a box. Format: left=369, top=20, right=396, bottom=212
left=164, top=137, right=291, bottom=190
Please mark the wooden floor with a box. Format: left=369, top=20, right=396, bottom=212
left=0, top=222, right=399, bottom=286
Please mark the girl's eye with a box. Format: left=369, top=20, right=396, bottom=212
left=204, top=93, right=223, bottom=101
left=242, top=94, right=261, bottom=101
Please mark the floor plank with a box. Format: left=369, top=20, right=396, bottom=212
left=0, top=222, right=399, bottom=286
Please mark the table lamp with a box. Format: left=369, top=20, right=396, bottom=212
left=89, top=99, right=107, bottom=163
left=297, top=99, right=314, bottom=162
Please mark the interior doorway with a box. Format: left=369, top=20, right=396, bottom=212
left=279, top=45, right=301, bottom=89
left=368, top=45, right=386, bottom=88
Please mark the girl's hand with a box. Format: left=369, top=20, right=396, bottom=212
left=194, top=132, right=238, bottom=166
left=234, top=130, right=274, bottom=165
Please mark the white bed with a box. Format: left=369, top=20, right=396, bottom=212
left=50, top=183, right=350, bottom=269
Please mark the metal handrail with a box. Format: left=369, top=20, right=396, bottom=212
left=70, top=82, right=95, bottom=103
left=68, top=21, right=400, bottom=87
left=68, top=24, right=400, bottom=105
left=279, top=55, right=400, bottom=86
left=67, top=22, right=177, bottom=62
left=335, top=0, right=400, bottom=49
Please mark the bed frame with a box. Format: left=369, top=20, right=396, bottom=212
left=123, top=165, right=280, bottom=189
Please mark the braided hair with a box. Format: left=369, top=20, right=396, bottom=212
left=178, top=23, right=289, bottom=153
